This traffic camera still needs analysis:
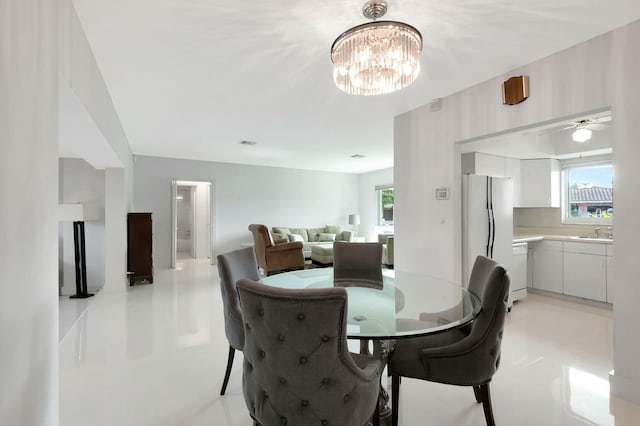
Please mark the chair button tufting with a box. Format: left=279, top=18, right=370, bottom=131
left=301, top=400, right=309, bottom=407
left=279, top=377, right=287, bottom=384
left=264, top=391, right=269, bottom=398
left=258, top=307, right=264, bottom=316
left=343, top=394, right=350, bottom=402
left=321, top=420, right=329, bottom=426
left=322, top=335, right=330, bottom=342
left=277, top=333, right=285, bottom=342
left=281, top=417, right=287, bottom=425
left=299, top=356, right=308, bottom=364
left=322, top=377, right=330, bottom=385
left=259, top=350, right=266, bottom=358
left=297, top=313, right=305, bottom=320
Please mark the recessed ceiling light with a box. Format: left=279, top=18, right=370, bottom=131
left=351, top=154, right=366, bottom=159
left=239, top=140, right=257, bottom=146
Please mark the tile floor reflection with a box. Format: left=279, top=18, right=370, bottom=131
left=59, top=258, right=640, bottom=425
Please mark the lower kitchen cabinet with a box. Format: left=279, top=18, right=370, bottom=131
left=563, top=252, right=606, bottom=302
left=529, top=239, right=612, bottom=303
left=532, top=241, right=563, bottom=293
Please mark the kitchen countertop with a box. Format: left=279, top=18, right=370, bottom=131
left=513, top=234, right=613, bottom=244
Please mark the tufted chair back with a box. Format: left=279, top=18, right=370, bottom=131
left=217, top=247, right=261, bottom=350
left=237, top=278, right=381, bottom=426
left=420, top=257, right=510, bottom=385
left=333, top=241, right=383, bottom=289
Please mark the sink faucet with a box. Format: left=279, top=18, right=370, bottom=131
left=594, top=228, right=601, bottom=238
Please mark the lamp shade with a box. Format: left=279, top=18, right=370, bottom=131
left=348, top=214, right=361, bottom=225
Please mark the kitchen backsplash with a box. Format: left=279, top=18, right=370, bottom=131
left=514, top=207, right=612, bottom=237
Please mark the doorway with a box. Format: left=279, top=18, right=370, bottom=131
left=171, top=180, right=214, bottom=268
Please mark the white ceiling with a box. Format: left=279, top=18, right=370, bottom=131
left=71, top=0, right=640, bottom=174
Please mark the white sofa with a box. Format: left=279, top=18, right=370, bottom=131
left=272, top=226, right=354, bottom=259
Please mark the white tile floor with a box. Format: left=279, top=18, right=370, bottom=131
left=59, top=258, right=640, bottom=425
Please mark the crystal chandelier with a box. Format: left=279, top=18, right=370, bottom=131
left=331, top=1, right=423, bottom=96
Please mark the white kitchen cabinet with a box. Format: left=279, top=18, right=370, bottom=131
left=519, top=159, right=560, bottom=207
left=532, top=240, right=563, bottom=293
left=563, top=252, right=607, bottom=302
left=505, top=157, right=521, bottom=207
left=461, top=152, right=506, bottom=177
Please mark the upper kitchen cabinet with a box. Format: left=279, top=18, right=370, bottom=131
left=461, top=152, right=506, bottom=177
left=461, top=152, right=522, bottom=207
left=505, top=157, right=521, bottom=207
left=519, top=159, right=560, bottom=207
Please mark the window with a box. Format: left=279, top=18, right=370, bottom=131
left=562, top=160, right=613, bottom=224
left=375, top=186, right=394, bottom=227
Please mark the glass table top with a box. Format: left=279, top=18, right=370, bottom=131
left=261, top=268, right=480, bottom=339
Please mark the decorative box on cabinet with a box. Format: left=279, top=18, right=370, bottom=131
left=127, top=213, right=153, bottom=285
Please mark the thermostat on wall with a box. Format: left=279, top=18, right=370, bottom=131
left=435, top=187, right=449, bottom=200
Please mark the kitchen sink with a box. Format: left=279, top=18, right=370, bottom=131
left=572, top=235, right=613, bottom=242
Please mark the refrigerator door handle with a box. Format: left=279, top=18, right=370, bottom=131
left=490, top=177, right=496, bottom=259
left=486, top=176, right=491, bottom=257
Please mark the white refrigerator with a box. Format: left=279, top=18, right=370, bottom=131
left=462, top=174, right=514, bottom=307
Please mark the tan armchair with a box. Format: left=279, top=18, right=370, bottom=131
left=248, top=224, right=304, bottom=276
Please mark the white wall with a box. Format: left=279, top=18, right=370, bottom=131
left=194, top=183, right=211, bottom=259
left=59, top=0, right=134, bottom=292
left=357, top=168, right=394, bottom=241
left=0, top=0, right=59, bottom=424
left=58, top=158, right=106, bottom=295
left=395, top=21, right=640, bottom=403
left=133, top=156, right=359, bottom=268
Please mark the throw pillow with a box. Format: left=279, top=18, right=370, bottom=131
left=307, top=227, right=325, bottom=242
left=288, top=233, right=304, bottom=243
left=318, top=233, right=336, bottom=242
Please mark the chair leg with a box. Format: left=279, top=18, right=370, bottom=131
left=220, top=346, right=235, bottom=395
left=477, top=383, right=495, bottom=426
left=391, top=375, right=400, bottom=426
left=472, top=385, right=482, bottom=403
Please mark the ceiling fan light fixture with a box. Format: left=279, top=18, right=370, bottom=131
left=331, top=1, right=423, bottom=96
left=572, top=127, right=592, bottom=143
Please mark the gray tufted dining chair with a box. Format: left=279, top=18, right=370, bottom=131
left=216, top=247, right=261, bottom=395
left=387, top=256, right=510, bottom=426
left=236, top=278, right=383, bottom=426
left=333, top=241, right=383, bottom=289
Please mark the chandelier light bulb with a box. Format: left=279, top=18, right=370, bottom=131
left=572, top=127, right=592, bottom=142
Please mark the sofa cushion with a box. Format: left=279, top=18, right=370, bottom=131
left=288, top=228, right=309, bottom=242
left=288, top=233, right=304, bottom=243
left=318, top=233, right=336, bottom=242
left=325, top=225, right=343, bottom=236
left=272, top=227, right=291, bottom=236
left=306, top=227, right=325, bottom=242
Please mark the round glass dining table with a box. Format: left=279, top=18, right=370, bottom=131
left=261, top=267, right=480, bottom=340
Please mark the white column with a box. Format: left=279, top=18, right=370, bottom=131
left=609, top=21, right=640, bottom=404
left=104, top=168, right=128, bottom=292
left=0, top=0, right=59, bottom=424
